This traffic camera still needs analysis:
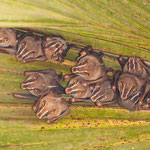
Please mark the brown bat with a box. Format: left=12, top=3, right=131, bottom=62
left=71, top=45, right=107, bottom=81
left=12, top=69, right=69, bottom=123
left=0, top=28, right=17, bottom=55
left=43, top=36, right=69, bottom=62
left=33, top=91, right=70, bottom=124
left=65, top=74, right=116, bottom=106
left=0, top=28, right=16, bottom=48
left=118, top=56, right=150, bottom=79
left=65, top=76, right=93, bottom=103
left=0, top=29, right=70, bottom=63
left=90, top=78, right=117, bottom=107
left=118, top=81, right=150, bottom=111
left=13, top=91, right=70, bottom=124
left=113, top=70, right=150, bottom=111
left=16, top=33, right=46, bottom=63
left=20, top=69, right=64, bottom=97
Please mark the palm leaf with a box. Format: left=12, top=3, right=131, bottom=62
left=0, top=0, right=150, bottom=60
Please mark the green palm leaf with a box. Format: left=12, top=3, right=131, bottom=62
left=0, top=0, right=150, bottom=59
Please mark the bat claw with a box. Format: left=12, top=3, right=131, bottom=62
left=32, top=105, right=37, bottom=111
left=46, top=120, right=51, bottom=124
left=96, top=101, right=102, bottom=107
left=70, top=98, right=76, bottom=103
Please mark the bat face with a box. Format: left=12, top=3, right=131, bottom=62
left=116, top=56, right=150, bottom=110
left=34, top=92, right=70, bottom=123
left=21, top=73, right=48, bottom=97
left=118, top=95, right=141, bottom=111
left=118, top=83, right=147, bottom=111
left=43, top=36, right=68, bottom=62
left=0, top=28, right=16, bottom=48
left=21, top=72, right=62, bottom=97
left=65, top=76, right=92, bottom=99
left=118, top=80, right=150, bottom=111
left=123, top=57, right=150, bottom=79
left=117, top=73, right=145, bottom=100
left=16, top=35, right=44, bottom=63
left=72, top=54, right=106, bottom=81
left=145, top=93, right=150, bottom=109
left=91, top=80, right=115, bottom=105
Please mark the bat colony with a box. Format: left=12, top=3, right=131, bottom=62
left=0, top=28, right=149, bottom=124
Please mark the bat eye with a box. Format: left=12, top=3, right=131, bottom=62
left=51, top=52, right=59, bottom=60
left=55, top=42, right=61, bottom=48
left=45, top=109, right=56, bottom=118
left=31, top=52, right=36, bottom=57
left=49, top=109, right=56, bottom=114
left=73, top=80, right=77, bottom=84
left=104, top=95, right=109, bottom=99
left=41, top=100, right=46, bottom=108
left=32, top=76, right=38, bottom=80
left=78, top=91, right=83, bottom=95
left=125, top=68, right=128, bottom=71
left=137, top=67, right=142, bottom=72
left=90, top=85, right=95, bottom=91
left=46, top=37, right=52, bottom=41
left=118, top=81, right=123, bottom=88
left=132, top=86, right=137, bottom=92
left=2, top=37, right=8, bottom=42
left=34, top=88, right=40, bottom=93
left=96, top=85, right=100, bottom=88
left=21, top=41, right=26, bottom=47
left=82, top=60, right=88, bottom=65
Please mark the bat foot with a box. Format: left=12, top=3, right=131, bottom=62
left=46, top=120, right=51, bottom=124
left=96, top=101, right=102, bottom=107
left=69, top=98, right=76, bottom=103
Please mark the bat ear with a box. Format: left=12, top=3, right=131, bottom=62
left=80, top=45, right=93, bottom=54
left=112, top=70, right=122, bottom=93
left=40, top=88, right=50, bottom=99
left=63, top=74, right=76, bottom=80
left=77, top=45, right=93, bottom=60
left=42, top=35, right=53, bottom=42
left=23, top=71, right=37, bottom=76
left=55, top=85, right=65, bottom=94
left=58, top=72, right=63, bottom=80
left=17, top=31, right=34, bottom=42
left=86, top=45, right=93, bottom=52
left=99, top=52, right=104, bottom=58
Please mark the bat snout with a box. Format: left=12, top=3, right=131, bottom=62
left=21, top=81, right=35, bottom=90
left=16, top=54, right=23, bottom=60
left=36, top=112, right=44, bottom=119
left=121, top=93, right=128, bottom=100
left=65, top=87, right=72, bottom=94
left=72, top=65, right=86, bottom=74
left=91, top=93, right=99, bottom=102
left=72, top=67, right=77, bottom=73
left=36, top=107, right=48, bottom=119
left=21, top=83, right=27, bottom=89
